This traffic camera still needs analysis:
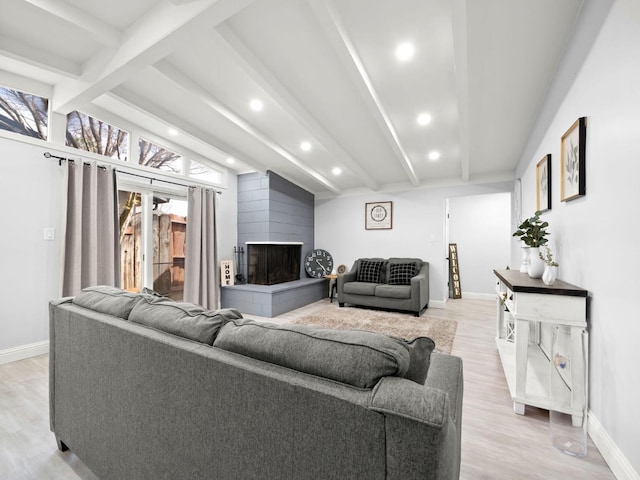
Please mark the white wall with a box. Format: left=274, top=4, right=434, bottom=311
left=315, top=182, right=512, bottom=306
left=448, top=192, right=511, bottom=297
left=514, top=0, right=640, bottom=476
left=0, top=137, right=64, bottom=354
left=0, top=135, right=239, bottom=360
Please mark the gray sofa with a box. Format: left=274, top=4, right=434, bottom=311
left=49, top=286, right=462, bottom=480
left=338, top=258, right=430, bottom=316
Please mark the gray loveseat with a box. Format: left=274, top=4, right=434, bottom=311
left=338, top=257, right=430, bottom=316
left=49, top=286, right=462, bottom=479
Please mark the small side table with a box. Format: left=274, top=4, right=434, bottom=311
left=325, top=274, right=338, bottom=302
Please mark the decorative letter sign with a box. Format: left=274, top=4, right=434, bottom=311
left=448, top=243, right=462, bottom=299
left=220, top=260, right=234, bottom=286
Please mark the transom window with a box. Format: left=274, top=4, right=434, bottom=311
left=66, top=110, right=129, bottom=160
left=190, top=160, right=222, bottom=184
left=139, top=137, right=183, bottom=174
left=0, top=86, right=49, bottom=140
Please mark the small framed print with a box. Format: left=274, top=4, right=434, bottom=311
left=561, top=117, right=587, bottom=201
left=365, top=201, right=392, bottom=230
left=536, top=154, right=551, bottom=212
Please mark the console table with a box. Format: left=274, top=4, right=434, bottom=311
left=494, top=269, right=588, bottom=424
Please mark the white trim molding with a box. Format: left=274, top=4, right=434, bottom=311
left=460, top=291, right=495, bottom=301
left=429, top=299, right=446, bottom=309
left=0, top=341, right=49, bottom=365
left=589, top=410, right=640, bottom=480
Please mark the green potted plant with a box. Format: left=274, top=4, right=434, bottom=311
left=512, top=211, right=549, bottom=278
left=512, top=210, right=549, bottom=247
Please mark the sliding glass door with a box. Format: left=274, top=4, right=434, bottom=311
left=118, top=189, right=188, bottom=300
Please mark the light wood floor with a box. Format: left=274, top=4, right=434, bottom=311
left=0, top=298, right=615, bottom=479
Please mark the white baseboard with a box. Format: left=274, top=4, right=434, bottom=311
left=589, top=410, right=640, bottom=480
left=460, top=291, right=495, bottom=301
left=0, top=341, right=49, bottom=365
left=429, top=300, right=447, bottom=309
left=431, top=292, right=495, bottom=308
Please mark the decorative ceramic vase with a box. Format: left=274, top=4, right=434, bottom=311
left=520, top=246, right=530, bottom=273
left=527, top=247, right=545, bottom=278
left=542, top=265, right=558, bottom=286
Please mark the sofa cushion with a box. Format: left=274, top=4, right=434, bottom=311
left=343, top=282, right=378, bottom=296
left=73, top=285, right=143, bottom=319
left=213, top=319, right=411, bottom=389
left=388, top=262, right=418, bottom=285
left=403, top=337, right=436, bottom=384
left=141, top=286, right=170, bottom=298
left=374, top=284, right=411, bottom=299
left=129, top=296, right=242, bottom=345
left=357, top=260, right=385, bottom=283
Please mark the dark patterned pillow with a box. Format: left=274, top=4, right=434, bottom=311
left=389, top=262, right=418, bottom=285
left=357, top=260, right=384, bottom=283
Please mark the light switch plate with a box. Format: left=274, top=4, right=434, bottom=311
left=44, top=227, right=55, bottom=240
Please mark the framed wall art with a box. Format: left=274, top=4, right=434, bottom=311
left=365, top=201, right=392, bottom=230
left=560, top=117, right=587, bottom=201
left=536, top=154, right=551, bottom=212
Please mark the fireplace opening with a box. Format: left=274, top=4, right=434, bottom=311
left=247, top=243, right=301, bottom=285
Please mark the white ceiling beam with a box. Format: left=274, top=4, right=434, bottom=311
left=450, top=0, right=470, bottom=182
left=23, top=0, right=121, bottom=47
left=214, top=23, right=380, bottom=192
left=153, top=60, right=343, bottom=195
left=308, top=0, right=420, bottom=187
left=99, top=90, right=263, bottom=173
left=0, top=34, right=81, bottom=78
left=51, top=0, right=256, bottom=114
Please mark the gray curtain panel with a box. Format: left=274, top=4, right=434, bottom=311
left=184, top=186, right=218, bottom=309
left=62, top=160, right=119, bottom=296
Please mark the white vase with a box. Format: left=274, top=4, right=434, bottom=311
left=520, top=246, right=530, bottom=273
left=543, top=265, right=558, bottom=285
left=528, top=247, right=545, bottom=278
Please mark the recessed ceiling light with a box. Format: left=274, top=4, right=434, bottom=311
left=395, top=42, right=415, bottom=61
left=226, top=157, right=235, bottom=165
left=300, top=141, right=312, bottom=152
left=168, top=128, right=178, bottom=136
left=417, top=113, right=432, bottom=126
left=250, top=99, right=264, bottom=111
left=332, top=167, right=342, bottom=176
left=428, top=151, right=441, bottom=161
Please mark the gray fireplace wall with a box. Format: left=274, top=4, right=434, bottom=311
left=237, top=171, right=314, bottom=281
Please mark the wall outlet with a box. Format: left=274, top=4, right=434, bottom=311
left=44, top=227, right=55, bottom=240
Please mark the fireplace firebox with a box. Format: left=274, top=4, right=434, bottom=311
left=247, top=243, right=302, bottom=286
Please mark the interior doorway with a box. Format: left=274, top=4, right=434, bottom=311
left=444, top=192, right=511, bottom=298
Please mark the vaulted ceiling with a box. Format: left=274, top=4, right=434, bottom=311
left=1, top=0, right=589, bottom=198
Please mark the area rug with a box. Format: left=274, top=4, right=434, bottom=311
left=288, top=304, right=457, bottom=354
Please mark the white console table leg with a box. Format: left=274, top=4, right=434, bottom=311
left=571, top=414, right=584, bottom=427
left=514, top=318, right=529, bottom=407
left=513, top=401, right=525, bottom=415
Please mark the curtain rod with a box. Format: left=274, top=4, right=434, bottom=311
left=44, top=152, right=222, bottom=194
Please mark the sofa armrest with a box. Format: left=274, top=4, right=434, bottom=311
left=369, top=372, right=461, bottom=479
left=410, top=262, right=429, bottom=312
left=49, top=297, right=74, bottom=434
left=340, top=270, right=357, bottom=284
left=337, top=270, right=357, bottom=303
left=425, top=353, right=463, bottom=427
left=370, top=376, right=449, bottom=426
